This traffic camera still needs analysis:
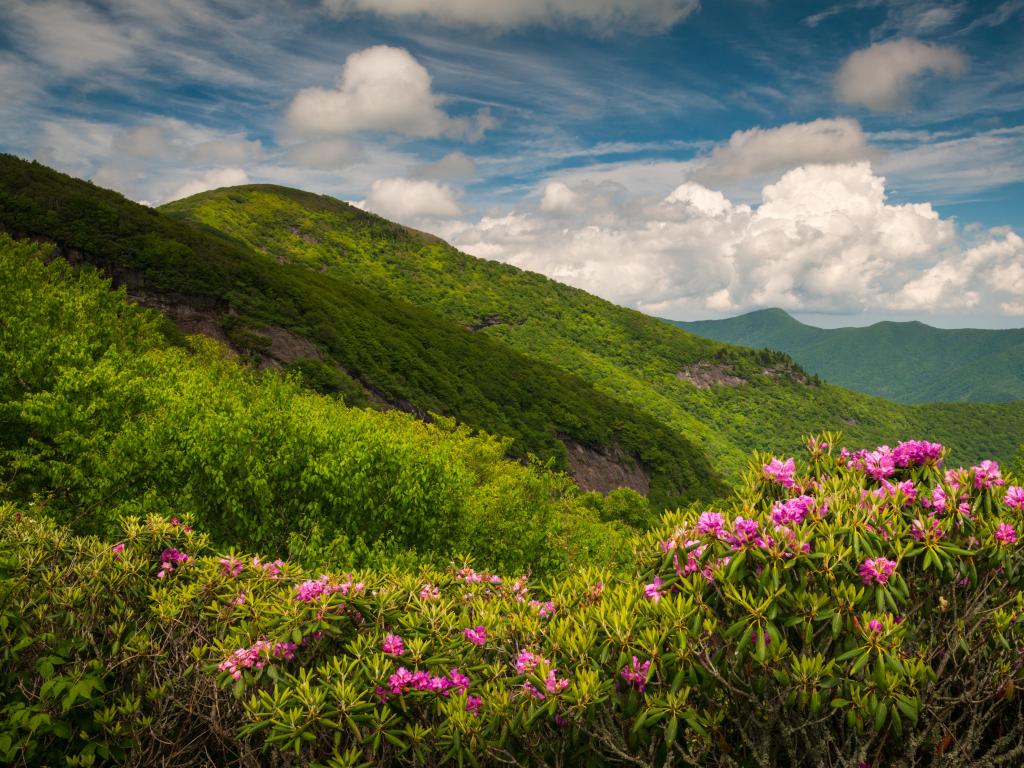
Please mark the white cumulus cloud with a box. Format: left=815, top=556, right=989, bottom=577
left=362, top=178, right=461, bottom=220
left=286, top=45, right=492, bottom=140
left=169, top=167, right=250, bottom=202
left=694, top=118, right=871, bottom=185
left=321, top=0, right=699, bottom=32
left=447, top=162, right=1024, bottom=321
left=835, top=38, right=968, bottom=111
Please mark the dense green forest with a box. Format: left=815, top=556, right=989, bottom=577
left=161, top=182, right=1024, bottom=476
left=674, top=308, right=1024, bottom=403
left=0, top=233, right=641, bottom=575
left=0, top=154, right=723, bottom=510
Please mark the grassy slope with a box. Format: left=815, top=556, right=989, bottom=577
left=161, top=185, right=1024, bottom=476
left=675, top=309, right=1024, bottom=403
left=0, top=155, right=723, bottom=508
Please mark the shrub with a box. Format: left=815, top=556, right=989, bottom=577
left=4, top=436, right=1024, bottom=766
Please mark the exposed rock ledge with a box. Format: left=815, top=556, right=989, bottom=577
left=563, top=440, right=650, bottom=496
left=676, top=362, right=744, bottom=388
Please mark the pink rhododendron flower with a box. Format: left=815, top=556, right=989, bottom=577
left=730, top=516, right=760, bottom=547
left=294, top=574, right=364, bottom=602
left=771, top=495, right=817, bottom=525
left=218, top=639, right=297, bottom=681
left=382, top=634, right=406, bottom=656
left=866, top=617, right=883, bottom=634
left=892, top=440, right=944, bottom=468
left=973, top=460, right=1004, bottom=490
left=219, top=556, right=245, bottom=578
left=529, top=600, right=556, bottom=618
left=696, top=511, right=726, bottom=537
left=419, top=583, right=441, bottom=600
left=763, top=457, right=797, bottom=489
left=463, top=626, right=487, bottom=646
left=466, top=695, right=483, bottom=715
left=156, top=548, right=191, bottom=579
left=859, top=557, right=897, bottom=586
left=643, top=575, right=664, bottom=603
left=910, top=516, right=943, bottom=543
left=1004, top=486, right=1024, bottom=511
left=111, top=542, right=125, bottom=557
left=620, top=656, right=651, bottom=692
left=995, top=522, right=1018, bottom=546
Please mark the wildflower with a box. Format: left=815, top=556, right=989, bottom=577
left=858, top=557, right=897, bottom=586
left=995, top=523, right=1018, bottom=546
left=921, top=485, right=947, bottom=514
left=294, top=574, right=364, bottom=602
left=763, top=457, right=797, bottom=489
left=463, top=626, right=487, bottom=646
left=1004, top=486, right=1024, bottom=511
left=867, top=619, right=883, bottom=634
left=771, top=495, right=816, bottom=525
left=695, top=511, right=726, bottom=538
left=382, top=634, right=406, bottom=656
left=156, top=548, right=191, bottom=579
left=219, top=556, right=245, bottom=578
left=730, top=516, right=760, bottom=547
left=466, top=695, right=483, bottom=716
left=233, top=591, right=246, bottom=606
left=218, top=639, right=297, bottom=681
left=515, top=649, right=547, bottom=674
left=419, top=583, right=441, bottom=600
left=529, top=599, right=556, bottom=618
left=973, top=460, right=1004, bottom=490
left=643, top=575, right=664, bottom=603
left=620, top=656, right=652, bottom=692
left=892, top=440, right=944, bottom=468
left=111, top=542, right=125, bottom=557
left=252, top=557, right=284, bottom=578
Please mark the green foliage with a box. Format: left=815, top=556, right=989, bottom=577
left=0, top=235, right=629, bottom=576
left=160, top=183, right=1024, bottom=478
left=0, top=154, right=724, bottom=510
left=4, top=439, right=1024, bottom=766
left=675, top=308, right=1024, bottom=403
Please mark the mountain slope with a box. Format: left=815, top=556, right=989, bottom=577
left=160, top=184, right=1024, bottom=475
left=0, top=154, right=723, bottom=508
left=674, top=309, right=1024, bottom=403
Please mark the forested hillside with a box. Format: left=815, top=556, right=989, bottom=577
left=0, top=154, right=722, bottom=509
left=674, top=308, right=1024, bottom=403
left=162, top=183, right=1024, bottom=476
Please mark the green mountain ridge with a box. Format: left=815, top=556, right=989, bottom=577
left=673, top=309, right=1024, bottom=403
left=159, top=181, right=1024, bottom=475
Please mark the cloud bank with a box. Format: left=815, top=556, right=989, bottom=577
left=446, top=162, right=1023, bottom=320
left=835, top=38, right=968, bottom=111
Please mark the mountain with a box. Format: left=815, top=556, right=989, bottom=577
left=673, top=309, right=1024, bottom=403
left=160, top=183, right=1024, bottom=474
left=0, top=154, right=722, bottom=511
left=2, top=154, right=1023, bottom=490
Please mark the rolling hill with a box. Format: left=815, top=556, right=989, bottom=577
left=673, top=308, right=1024, bottom=403
left=158, top=182, right=1024, bottom=475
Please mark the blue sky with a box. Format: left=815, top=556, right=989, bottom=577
left=1, top=0, right=1023, bottom=327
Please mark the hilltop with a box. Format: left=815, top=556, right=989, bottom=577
left=673, top=309, right=1024, bottom=403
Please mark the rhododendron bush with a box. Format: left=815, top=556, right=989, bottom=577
left=4, top=437, right=1024, bottom=766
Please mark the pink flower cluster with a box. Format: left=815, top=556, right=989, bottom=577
left=463, top=626, right=487, bottom=646
left=858, top=557, right=897, bottom=586
left=771, top=495, right=819, bottom=526
left=514, top=650, right=570, bottom=699
left=382, top=633, right=406, bottom=656
left=157, top=548, right=191, bottom=579
left=382, top=666, right=470, bottom=698
left=973, top=461, right=1004, bottom=490
left=455, top=567, right=503, bottom=584
left=730, top=516, right=760, bottom=546
left=844, top=447, right=896, bottom=481
left=872, top=479, right=917, bottom=507
left=419, top=583, right=441, bottom=600
left=1004, top=486, right=1024, bottom=510
left=865, top=617, right=884, bottom=635
left=620, top=656, right=651, bottom=692
left=294, top=574, right=365, bottom=602
left=529, top=600, right=556, bottom=618
left=892, top=440, right=944, bottom=468
left=995, top=522, right=1018, bottom=546
left=695, top=511, right=726, bottom=538
left=251, top=556, right=284, bottom=577
left=763, top=457, right=797, bottom=489
left=643, top=575, right=664, bottom=603
left=218, top=638, right=297, bottom=680
left=219, top=556, right=245, bottom=578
